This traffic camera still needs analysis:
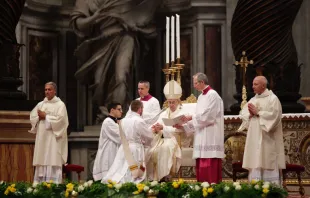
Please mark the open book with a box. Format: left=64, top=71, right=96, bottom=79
left=162, top=114, right=184, bottom=126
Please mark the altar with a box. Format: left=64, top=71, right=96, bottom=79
left=67, top=112, right=310, bottom=185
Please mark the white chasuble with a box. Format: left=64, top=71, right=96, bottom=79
left=240, top=89, right=285, bottom=171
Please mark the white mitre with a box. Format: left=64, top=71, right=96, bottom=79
left=163, top=80, right=182, bottom=99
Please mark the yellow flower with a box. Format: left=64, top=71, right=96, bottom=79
left=251, top=179, right=257, bottom=184
left=47, top=184, right=51, bottom=188
left=43, top=182, right=47, bottom=186
left=178, top=179, right=184, bottom=184
left=4, top=189, right=9, bottom=195
left=207, top=187, right=214, bottom=193
left=133, top=191, right=139, bottom=194
left=136, top=183, right=145, bottom=192
left=203, top=190, right=208, bottom=197
left=66, top=183, right=74, bottom=192
left=111, top=181, right=116, bottom=185
left=107, top=179, right=113, bottom=183
left=49, top=180, right=54, bottom=183
left=202, top=187, right=207, bottom=192
left=107, top=184, right=113, bottom=188
left=65, top=190, right=69, bottom=197
left=172, top=182, right=179, bottom=188
left=10, top=187, right=16, bottom=193
left=263, top=188, right=269, bottom=194
left=10, top=184, right=16, bottom=187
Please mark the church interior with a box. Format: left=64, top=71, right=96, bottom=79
left=1, top=0, right=310, bottom=197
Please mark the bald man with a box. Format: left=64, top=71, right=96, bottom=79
left=238, top=76, right=285, bottom=185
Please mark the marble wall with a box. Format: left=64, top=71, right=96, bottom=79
left=14, top=0, right=310, bottom=127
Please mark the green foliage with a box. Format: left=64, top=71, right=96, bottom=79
left=0, top=179, right=288, bottom=198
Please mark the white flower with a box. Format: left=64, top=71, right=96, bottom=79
left=27, top=187, right=33, bottom=193
left=72, top=190, right=78, bottom=196
left=33, top=189, right=38, bottom=194
left=262, top=184, right=270, bottom=189
left=0, top=181, right=3, bottom=185
left=235, top=185, right=242, bottom=190
left=211, top=183, right=216, bottom=185
left=83, top=182, right=89, bottom=188
left=87, top=180, right=93, bottom=186
left=254, top=184, right=260, bottom=190
left=144, top=186, right=150, bottom=192
left=182, top=194, right=190, bottom=198
left=149, top=189, right=154, bottom=194
left=32, top=182, right=38, bottom=188
left=150, top=181, right=158, bottom=187
left=224, top=186, right=230, bottom=192
left=161, top=182, right=166, bottom=186
left=78, top=185, right=85, bottom=192
left=201, top=182, right=210, bottom=188
left=114, top=183, right=122, bottom=190
left=14, top=191, right=22, bottom=196
left=194, top=185, right=201, bottom=191
left=263, top=181, right=270, bottom=186
left=233, top=182, right=240, bottom=186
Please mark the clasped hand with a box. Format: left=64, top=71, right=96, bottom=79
left=152, top=123, right=163, bottom=133
left=37, top=110, right=46, bottom=120
left=248, top=103, right=258, bottom=118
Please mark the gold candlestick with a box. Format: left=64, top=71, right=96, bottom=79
left=162, top=68, right=171, bottom=83
left=235, top=51, right=254, bottom=110
left=174, top=58, right=185, bottom=85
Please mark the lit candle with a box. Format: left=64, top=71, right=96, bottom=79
left=176, top=14, right=180, bottom=59
left=166, top=17, right=170, bottom=64
left=171, top=16, right=175, bottom=62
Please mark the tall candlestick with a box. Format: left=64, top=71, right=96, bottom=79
left=171, top=16, right=175, bottom=62
left=166, top=17, right=170, bottom=64
left=176, top=14, right=180, bottom=59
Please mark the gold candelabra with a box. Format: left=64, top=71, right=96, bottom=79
left=235, top=51, right=254, bottom=110
left=162, top=58, right=185, bottom=85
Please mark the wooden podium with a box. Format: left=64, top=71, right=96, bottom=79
left=0, top=111, right=35, bottom=182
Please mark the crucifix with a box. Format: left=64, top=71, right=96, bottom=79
left=235, top=51, right=254, bottom=110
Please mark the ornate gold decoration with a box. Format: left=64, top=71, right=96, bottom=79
left=234, top=51, right=254, bottom=110
left=174, top=58, right=185, bottom=85
left=223, top=132, right=247, bottom=178
left=182, top=94, right=197, bottom=104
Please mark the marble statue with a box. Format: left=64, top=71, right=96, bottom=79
left=70, top=0, right=162, bottom=117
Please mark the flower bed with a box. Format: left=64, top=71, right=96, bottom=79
left=0, top=179, right=288, bottom=198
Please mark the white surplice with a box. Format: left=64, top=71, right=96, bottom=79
left=126, top=96, right=161, bottom=125
left=29, top=96, right=69, bottom=184
left=93, top=116, right=121, bottom=181
left=183, top=89, right=225, bottom=159
left=102, top=112, right=154, bottom=184
left=146, top=105, right=188, bottom=181
left=239, top=89, right=285, bottom=184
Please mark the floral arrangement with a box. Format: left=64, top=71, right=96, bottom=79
left=0, top=179, right=288, bottom=198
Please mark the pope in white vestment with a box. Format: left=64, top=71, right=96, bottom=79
left=239, top=76, right=285, bottom=184
left=146, top=80, right=184, bottom=181
left=29, top=82, right=68, bottom=184
left=102, top=100, right=154, bottom=183
left=93, top=103, right=123, bottom=181
left=126, top=81, right=161, bottom=125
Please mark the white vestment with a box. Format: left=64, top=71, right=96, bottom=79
left=29, top=96, right=69, bottom=184
left=183, top=88, right=225, bottom=159
left=239, top=89, right=285, bottom=184
left=146, top=106, right=187, bottom=181
left=126, top=96, right=161, bottom=125
left=102, top=112, right=153, bottom=183
left=93, top=116, right=121, bottom=181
